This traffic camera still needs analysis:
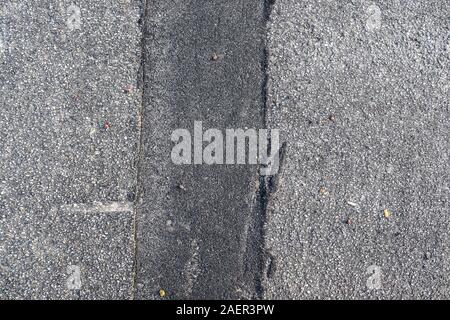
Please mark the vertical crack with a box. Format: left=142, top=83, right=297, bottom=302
left=247, top=0, right=278, bottom=300
left=261, top=0, right=274, bottom=129
left=131, top=0, right=149, bottom=300
left=254, top=141, right=286, bottom=299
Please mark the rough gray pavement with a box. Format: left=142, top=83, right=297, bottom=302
left=0, top=0, right=142, bottom=299
left=1, top=0, right=448, bottom=300
left=135, top=0, right=267, bottom=299
left=263, top=0, right=449, bottom=299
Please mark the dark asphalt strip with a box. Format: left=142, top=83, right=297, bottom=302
left=136, top=0, right=270, bottom=299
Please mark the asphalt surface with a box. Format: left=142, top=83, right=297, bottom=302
left=0, top=0, right=448, bottom=299
left=135, top=0, right=267, bottom=299
left=0, top=0, right=142, bottom=299
left=264, top=0, right=449, bottom=299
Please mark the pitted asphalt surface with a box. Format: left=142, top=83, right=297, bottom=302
left=0, top=0, right=142, bottom=299
left=0, top=0, right=448, bottom=299
left=263, top=0, right=449, bottom=299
